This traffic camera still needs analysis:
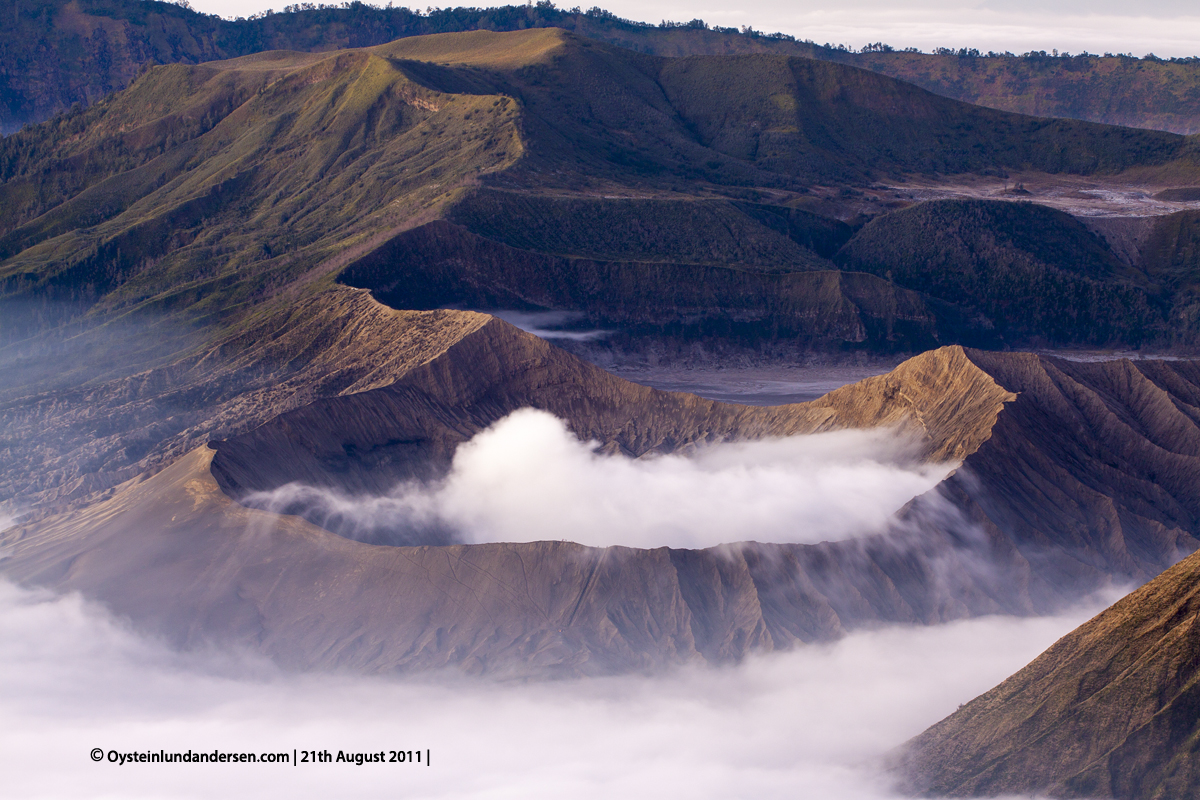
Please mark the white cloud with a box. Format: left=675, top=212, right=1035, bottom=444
left=247, top=408, right=956, bottom=549
left=0, top=578, right=1095, bottom=799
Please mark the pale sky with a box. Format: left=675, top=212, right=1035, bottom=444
left=185, top=0, right=1200, bottom=57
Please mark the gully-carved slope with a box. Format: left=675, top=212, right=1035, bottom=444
left=337, top=218, right=951, bottom=352
left=0, top=288, right=490, bottom=514
left=0, top=336, right=1023, bottom=675
left=208, top=332, right=1200, bottom=602
left=3, top=317, right=1200, bottom=675
left=896, top=542, right=1200, bottom=800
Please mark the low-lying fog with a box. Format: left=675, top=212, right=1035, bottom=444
left=246, top=409, right=956, bottom=548
left=1, top=578, right=1098, bottom=800
left=609, top=362, right=900, bottom=406
left=490, top=310, right=613, bottom=342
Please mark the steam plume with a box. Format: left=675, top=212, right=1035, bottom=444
left=246, top=409, right=955, bottom=549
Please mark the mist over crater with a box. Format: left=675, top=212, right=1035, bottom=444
left=244, top=408, right=957, bottom=549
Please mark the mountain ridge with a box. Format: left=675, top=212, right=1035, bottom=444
left=7, top=26, right=1194, bottom=394
left=5, top=312, right=1200, bottom=676
left=7, top=1, right=1200, bottom=135
left=5, top=29, right=1200, bottom=531
left=896, top=539, right=1200, bottom=799
left=0, top=335, right=1039, bottom=675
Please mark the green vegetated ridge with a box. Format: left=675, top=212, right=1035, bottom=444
left=833, top=201, right=1200, bottom=349
left=1141, top=209, right=1200, bottom=343
left=445, top=189, right=847, bottom=266
left=3, top=26, right=1200, bottom=395
left=8, top=0, right=1200, bottom=136
left=836, top=200, right=1159, bottom=346
left=339, top=218, right=945, bottom=351
left=897, top=541, right=1200, bottom=800
left=0, top=34, right=530, bottom=366
left=848, top=50, right=1200, bottom=136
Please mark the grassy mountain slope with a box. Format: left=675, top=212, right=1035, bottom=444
left=5, top=26, right=1192, bottom=384
left=896, top=542, right=1200, bottom=799
left=850, top=51, right=1200, bottom=136
left=444, top=189, right=845, bottom=266
left=1141, top=210, right=1200, bottom=345
left=0, top=33, right=528, bottom=354
left=462, top=38, right=1189, bottom=187
left=337, top=219, right=951, bottom=351
left=0, top=0, right=555, bottom=134
left=835, top=199, right=1160, bottom=346
left=653, top=55, right=1185, bottom=181
left=8, top=1, right=1200, bottom=137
